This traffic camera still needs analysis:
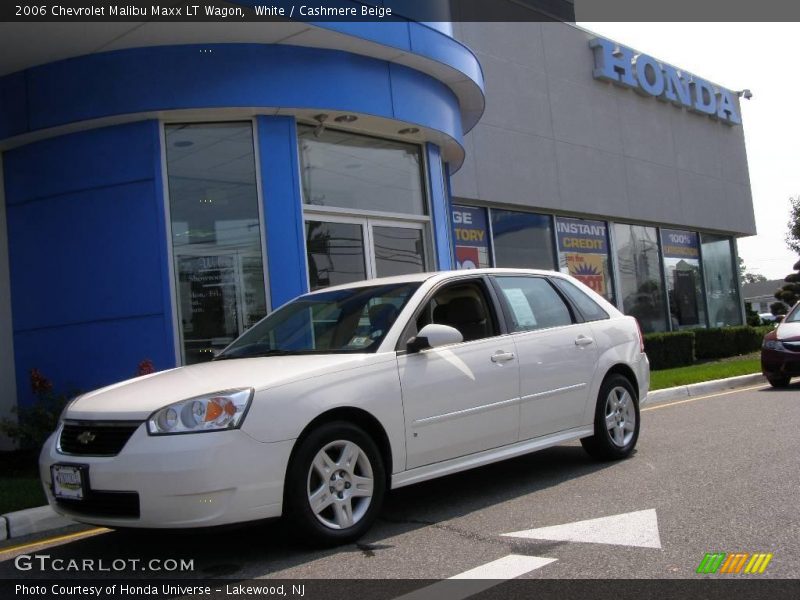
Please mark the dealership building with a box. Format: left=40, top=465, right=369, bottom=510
left=0, top=12, right=755, bottom=437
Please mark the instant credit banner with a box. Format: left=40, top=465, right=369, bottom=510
left=556, top=217, right=608, bottom=254
left=661, top=229, right=700, bottom=259
left=565, top=254, right=606, bottom=295
left=452, top=206, right=491, bottom=269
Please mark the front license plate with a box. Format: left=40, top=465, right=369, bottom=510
left=51, top=464, right=86, bottom=500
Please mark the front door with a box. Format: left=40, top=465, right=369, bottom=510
left=397, top=278, right=520, bottom=469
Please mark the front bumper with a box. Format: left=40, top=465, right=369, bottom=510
left=40, top=423, right=294, bottom=528
left=761, top=348, right=800, bottom=378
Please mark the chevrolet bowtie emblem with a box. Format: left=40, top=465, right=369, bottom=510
left=77, top=431, right=96, bottom=445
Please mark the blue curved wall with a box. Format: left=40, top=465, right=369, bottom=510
left=5, top=121, right=176, bottom=405
left=0, top=44, right=464, bottom=146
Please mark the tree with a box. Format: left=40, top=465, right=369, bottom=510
left=737, top=256, right=767, bottom=284
left=774, top=259, right=800, bottom=311
left=785, top=196, right=800, bottom=254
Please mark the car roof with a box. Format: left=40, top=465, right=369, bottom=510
left=308, top=268, right=568, bottom=294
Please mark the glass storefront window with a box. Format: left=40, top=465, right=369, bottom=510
left=306, top=221, right=367, bottom=291
left=555, top=217, right=614, bottom=304
left=298, top=126, right=426, bottom=216
left=701, top=233, right=743, bottom=327
left=373, top=226, right=426, bottom=278
left=490, top=209, right=555, bottom=270
left=661, top=229, right=707, bottom=329
left=452, top=205, right=492, bottom=269
left=165, top=123, right=267, bottom=364
left=613, top=223, right=667, bottom=333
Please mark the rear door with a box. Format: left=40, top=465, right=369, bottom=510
left=491, top=275, right=597, bottom=440
left=397, top=277, right=521, bottom=469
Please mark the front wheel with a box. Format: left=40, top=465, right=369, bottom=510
left=284, top=422, right=385, bottom=546
left=581, top=374, right=640, bottom=461
left=767, top=375, right=791, bottom=388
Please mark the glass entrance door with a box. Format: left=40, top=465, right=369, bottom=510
left=175, top=248, right=267, bottom=363
left=305, top=216, right=427, bottom=291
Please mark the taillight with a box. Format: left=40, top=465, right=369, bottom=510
left=634, top=319, right=645, bottom=353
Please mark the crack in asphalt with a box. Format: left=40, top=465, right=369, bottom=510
left=378, top=514, right=563, bottom=555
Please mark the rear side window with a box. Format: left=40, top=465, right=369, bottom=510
left=553, top=278, right=610, bottom=322
left=494, top=276, right=573, bottom=332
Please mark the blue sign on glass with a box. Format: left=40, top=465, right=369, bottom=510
left=451, top=205, right=490, bottom=269
left=556, top=217, right=608, bottom=254
left=660, top=229, right=700, bottom=259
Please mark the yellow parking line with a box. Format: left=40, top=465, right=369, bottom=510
left=642, top=384, right=767, bottom=412
left=0, top=527, right=109, bottom=556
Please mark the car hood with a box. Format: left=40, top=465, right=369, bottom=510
left=777, top=321, right=800, bottom=340
left=65, top=354, right=388, bottom=421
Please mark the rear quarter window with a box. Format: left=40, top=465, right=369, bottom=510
left=553, top=278, right=610, bottom=322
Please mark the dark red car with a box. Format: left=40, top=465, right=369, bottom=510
left=761, top=304, right=800, bottom=387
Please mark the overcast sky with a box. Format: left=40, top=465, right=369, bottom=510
left=579, top=22, right=800, bottom=280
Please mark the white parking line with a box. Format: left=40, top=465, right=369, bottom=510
left=394, top=555, right=556, bottom=600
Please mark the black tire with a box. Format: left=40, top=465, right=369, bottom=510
left=767, top=375, right=791, bottom=388
left=581, top=374, right=640, bottom=461
left=284, top=421, right=385, bottom=547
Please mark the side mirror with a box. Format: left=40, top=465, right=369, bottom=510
left=406, top=324, right=463, bottom=353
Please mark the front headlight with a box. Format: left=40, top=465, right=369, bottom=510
left=147, top=388, right=253, bottom=435
left=763, top=339, right=785, bottom=351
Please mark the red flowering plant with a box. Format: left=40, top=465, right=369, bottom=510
left=0, top=369, right=74, bottom=450
left=1, top=359, right=158, bottom=450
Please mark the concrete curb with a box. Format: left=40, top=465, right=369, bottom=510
left=0, top=373, right=767, bottom=542
left=646, top=372, right=767, bottom=405
left=0, top=505, right=74, bottom=541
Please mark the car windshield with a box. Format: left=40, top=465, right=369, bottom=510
left=216, top=282, right=420, bottom=359
left=784, top=304, right=800, bottom=323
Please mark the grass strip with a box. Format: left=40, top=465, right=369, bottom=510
left=650, top=356, right=762, bottom=390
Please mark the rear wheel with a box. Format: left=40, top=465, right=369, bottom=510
left=767, top=375, right=791, bottom=388
left=284, top=422, right=385, bottom=546
left=581, top=374, right=640, bottom=461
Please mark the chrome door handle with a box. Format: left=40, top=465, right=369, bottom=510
left=491, top=351, right=516, bottom=363
left=575, top=335, right=595, bottom=347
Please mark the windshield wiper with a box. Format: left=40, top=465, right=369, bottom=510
left=214, top=349, right=299, bottom=361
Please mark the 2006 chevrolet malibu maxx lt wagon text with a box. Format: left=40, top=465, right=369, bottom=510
left=41, top=269, right=650, bottom=545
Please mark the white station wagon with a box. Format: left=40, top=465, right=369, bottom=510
left=41, top=269, right=649, bottom=545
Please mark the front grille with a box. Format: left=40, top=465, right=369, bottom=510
left=59, top=421, right=141, bottom=456
left=782, top=342, right=800, bottom=353
left=56, top=491, right=140, bottom=519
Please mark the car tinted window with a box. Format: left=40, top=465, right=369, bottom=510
left=217, top=282, right=419, bottom=358
left=553, top=278, right=610, bottom=322
left=410, top=281, right=498, bottom=344
left=495, top=276, right=573, bottom=332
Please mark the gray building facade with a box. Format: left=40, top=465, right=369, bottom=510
left=449, top=22, right=755, bottom=333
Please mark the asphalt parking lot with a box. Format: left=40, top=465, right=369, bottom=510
left=1, top=383, right=798, bottom=583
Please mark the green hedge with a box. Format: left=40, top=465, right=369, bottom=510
left=644, top=325, right=772, bottom=370
left=643, top=332, right=695, bottom=370
left=692, top=326, right=765, bottom=359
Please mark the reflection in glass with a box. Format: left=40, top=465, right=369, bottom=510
left=613, top=223, right=667, bottom=333
left=306, top=221, right=367, bottom=291
left=298, top=126, right=426, bottom=215
left=491, top=209, right=555, bottom=270
left=165, top=123, right=266, bottom=364
left=701, top=233, right=743, bottom=327
left=373, top=226, right=425, bottom=278
left=660, top=229, right=707, bottom=329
